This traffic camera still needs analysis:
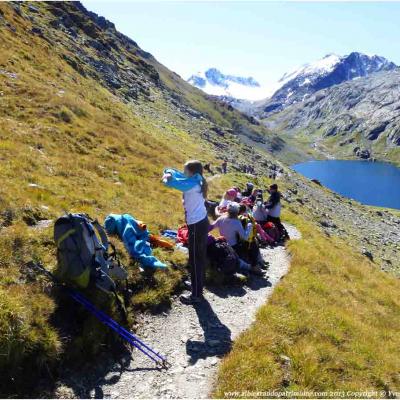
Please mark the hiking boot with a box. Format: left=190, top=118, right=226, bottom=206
left=179, top=293, right=203, bottom=305
left=250, top=265, right=265, bottom=276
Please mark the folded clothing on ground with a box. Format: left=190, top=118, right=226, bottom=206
left=161, top=229, right=178, bottom=239
left=104, top=213, right=167, bottom=269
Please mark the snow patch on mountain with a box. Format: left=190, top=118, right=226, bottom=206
left=276, top=54, right=341, bottom=91
left=255, top=52, right=398, bottom=118
left=280, top=54, right=340, bottom=83
left=187, top=68, right=268, bottom=101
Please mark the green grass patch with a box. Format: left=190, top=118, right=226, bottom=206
left=214, top=213, right=400, bottom=397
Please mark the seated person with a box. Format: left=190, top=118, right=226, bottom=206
left=252, top=189, right=269, bottom=223
left=239, top=203, right=276, bottom=246
left=241, top=182, right=254, bottom=198
left=204, top=163, right=213, bottom=174
left=232, top=186, right=243, bottom=202
left=210, top=203, right=264, bottom=275
left=264, top=184, right=289, bottom=240
left=242, top=188, right=261, bottom=207
left=253, top=184, right=289, bottom=241
left=215, top=188, right=237, bottom=216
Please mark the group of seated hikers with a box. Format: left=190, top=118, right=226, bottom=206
left=162, top=160, right=290, bottom=305
left=53, top=160, right=289, bottom=307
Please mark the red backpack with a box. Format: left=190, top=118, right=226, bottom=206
left=177, top=225, right=189, bottom=246
left=263, top=222, right=280, bottom=243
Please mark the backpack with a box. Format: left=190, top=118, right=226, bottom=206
left=205, top=200, right=219, bottom=220
left=207, top=238, right=240, bottom=275
left=262, top=221, right=281, bottom=243
left=239, top=215, right=257, bottom=244
left=54, top=213, right=127, bottom=293
left=177, top=224, right=189, bottom=246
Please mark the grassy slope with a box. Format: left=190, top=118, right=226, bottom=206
left=0, top=3, right=213, bottom=395
left=214, top=210, right=400, bottom=397
left=0, top=2, right=289, bottom=395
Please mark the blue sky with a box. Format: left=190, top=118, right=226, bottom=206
left=82, top=1, right=400, bottom=87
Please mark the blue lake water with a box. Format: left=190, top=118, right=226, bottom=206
left=292, top=160, right=400, bottom=210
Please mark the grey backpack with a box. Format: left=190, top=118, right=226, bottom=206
left=54, top=213, right=127, bottom=293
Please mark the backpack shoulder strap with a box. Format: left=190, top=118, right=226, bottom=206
left=92, top=220, right=109, bottom=251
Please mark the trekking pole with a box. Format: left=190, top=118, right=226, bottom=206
left=30, top=262, right=171, bottom=369
left=68, top=289, right=170, bottom=367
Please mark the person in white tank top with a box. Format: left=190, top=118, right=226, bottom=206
left=162, top=160, right=209, bottom=305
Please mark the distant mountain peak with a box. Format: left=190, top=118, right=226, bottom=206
left=280, top=53, right=341, bottom=83
left=187, top=68, right=265, bottom=101
left=257, top=51, right=398, bottom=117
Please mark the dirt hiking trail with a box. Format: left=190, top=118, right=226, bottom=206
left=56, top=224, right=301, bottom=399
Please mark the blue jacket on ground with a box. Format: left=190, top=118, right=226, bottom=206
left=104, top=214, right=166, bottom=269
left=162, top=168, right=203, bottom=192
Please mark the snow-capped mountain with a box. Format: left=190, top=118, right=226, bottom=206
left=187, top=68, right=267, bottom=101
left=257, top=52, right=398, bottom=117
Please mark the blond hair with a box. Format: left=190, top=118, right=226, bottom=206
left=184, top=160, right=208, bottom=198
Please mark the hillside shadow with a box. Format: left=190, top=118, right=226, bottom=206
left=54, top=352, right=145, bottom=399
left=45, top=289, right=139, bottom=399
left=186, top=298, right=232, bottom=365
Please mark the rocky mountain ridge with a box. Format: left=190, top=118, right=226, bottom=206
left=262, top=69, right=400, bottom=163
left=255, top=52, right=398, bottom=118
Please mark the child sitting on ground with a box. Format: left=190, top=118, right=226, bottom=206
left=238, top=204, right=276, bottom=247
left=215, top=188, right=237, bottom=216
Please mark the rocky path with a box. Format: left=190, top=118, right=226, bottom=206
left=59, top=224, right=301, bottom=399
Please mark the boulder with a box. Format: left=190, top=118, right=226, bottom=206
left=353, top=147, right=371, bottom=159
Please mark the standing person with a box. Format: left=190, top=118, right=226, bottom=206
left=162, top=160, right=209, bottom=304
left=221, top=160, right=228, bottom=174
left=264, top=184, right=289, bottom=240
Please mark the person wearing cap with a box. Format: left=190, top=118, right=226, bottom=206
left=210, top=203, right=264, bottom=275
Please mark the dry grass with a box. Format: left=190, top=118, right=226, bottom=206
left=0, top=4, right=219, bottom=395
